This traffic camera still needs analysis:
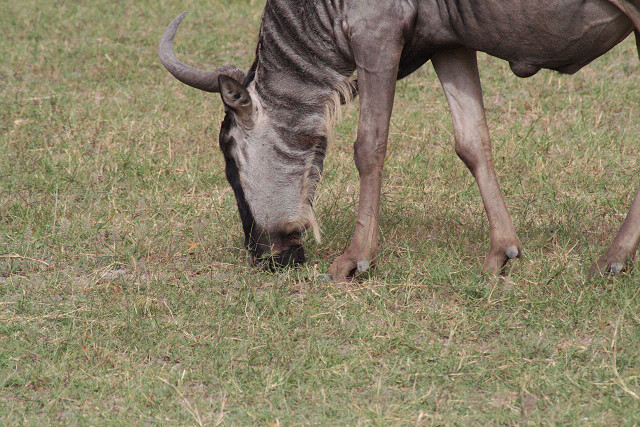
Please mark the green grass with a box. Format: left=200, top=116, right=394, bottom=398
left=2, top=0, right=640, bottom=424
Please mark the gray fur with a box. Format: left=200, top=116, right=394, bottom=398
left=160, top=0, right=640, bottom=279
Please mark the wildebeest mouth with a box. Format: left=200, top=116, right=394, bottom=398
left=249, top=244, right=306, bottom=270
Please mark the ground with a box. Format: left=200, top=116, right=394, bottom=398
left=1, top=0, right=639, bottom=423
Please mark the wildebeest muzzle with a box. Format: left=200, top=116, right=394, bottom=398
left=249, top=243, right=306, bottom=270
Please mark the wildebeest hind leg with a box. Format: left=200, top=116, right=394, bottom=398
left=590, top=184, right=640, bottom=275
left=432, top=48, right=522, bottom=274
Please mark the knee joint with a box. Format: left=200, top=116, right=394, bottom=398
left=354, top=141, right=386, bottom=176
left=455, top=136, right=487, bottom=170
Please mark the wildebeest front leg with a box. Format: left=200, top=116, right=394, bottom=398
left=432, top=48, right=522, bottom=273
left=328, top=66, right=400, bottom=282
left=328, top=17, right=406, bottom=282
left=590, top=184, right=640, bottom=275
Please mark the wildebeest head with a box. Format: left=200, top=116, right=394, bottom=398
left=159, top=13, right=326, bottom=268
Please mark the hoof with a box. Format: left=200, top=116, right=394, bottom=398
left=356, top=260, right=370, bottom=272
left=589, top=248, right=634, bottom=277
left=589, top=258, right=627, bottom=277
left=317, top=273, right=332, bottom=284
left=505, top=245, right=520, bottom=260
left=482, top=244, right=523, bottom=275
left=328, top=258, right=357, bottom=283
left=609, top=263, right=625, bottom=275
left=329, top=252, right=374, bottom=283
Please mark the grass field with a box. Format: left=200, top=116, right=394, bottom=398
left=2, top=0, right=640, bottom=424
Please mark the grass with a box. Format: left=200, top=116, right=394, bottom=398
left=1, top=0, right=640, bottom=424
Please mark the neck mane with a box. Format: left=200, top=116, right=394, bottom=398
left=244, top=0, right=357, bottom=242
left=251, top=0, right=356, bottom=135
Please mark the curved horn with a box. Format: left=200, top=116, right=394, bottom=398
left=158, top=12, right=245, bottom=93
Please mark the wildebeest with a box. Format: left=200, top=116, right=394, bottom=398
left=159, top=0, right=640, bottom=282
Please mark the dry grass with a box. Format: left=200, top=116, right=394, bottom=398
left=1, top=0, right=639, bottom=424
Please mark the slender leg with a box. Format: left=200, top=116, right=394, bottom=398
left=431, top=48, right=522, bottom=273
left=328, top=7, right=410, bottom=282
left=328, top=64, right=400, bottom=282
left=586, top=3, right=640, bottom=275
left=590, top=29, right=640, bottom=275
left=590, top=184, right=640, bottom=275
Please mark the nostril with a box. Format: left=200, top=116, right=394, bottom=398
left=249, top=244, right=306, bottom=270
left=263, top=245, right=306, bottom=270
left=278, top=245, right=306, bottom=266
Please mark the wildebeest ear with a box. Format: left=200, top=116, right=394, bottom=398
left=219, top=75, right=254, bottom=125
